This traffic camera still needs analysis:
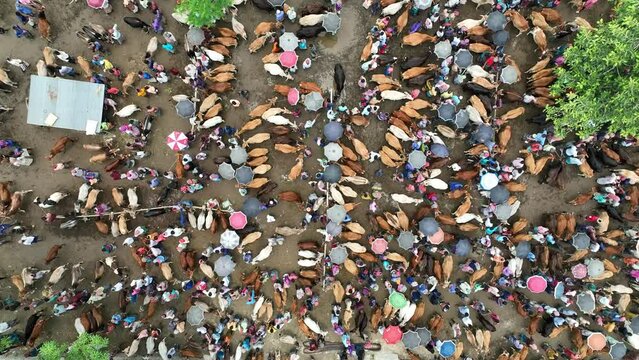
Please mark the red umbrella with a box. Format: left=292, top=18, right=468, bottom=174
left=229, top=211, right=248, bottom=230
left=383, top=325, right=403, bottom=344
left=287, top=88, right=300, bottom=106
left=279, top=51, right=299, bottom=69
left=427, top=228, right=445, bottom=244
left=86, top=0, right=108, bottom=8
left=572, top=264, right=588, bottom=279
left=166, top=131, right=188, bottom=151
left=526, top=275, right=547, bottom=294
left=587, top=332, right=606, bottom=351
left=371, top=238, right=388, bottom=254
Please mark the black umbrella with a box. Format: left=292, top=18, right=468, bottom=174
left=472, top=124, right=495, bottom=145
left=323, top=164, right=342, bottom=183
left=438, top=103, right=456, bottom=121
left=242, top=197, right=262, bottom=218
left=454, top=49, right=473, bottom=69
left=487, top=11, right=507, bottom=32
left=490, top=185, right=510, bottom=204
left=492, top=30, right=510, bottom=46
left=324, top=121, right=344, bottom=141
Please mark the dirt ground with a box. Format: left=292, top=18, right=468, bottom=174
left=0, top=0, right=620, bottom=358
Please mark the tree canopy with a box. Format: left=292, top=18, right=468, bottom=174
left=545, top=0, right=639, bottom=137
left=39, top=334, right=109, bottom=360
left=176, top=0, right=234, bottom=27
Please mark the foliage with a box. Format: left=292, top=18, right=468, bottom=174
left=176, top=0, right=234, bottom=27
left=0, top=335, right=16, bottom=354
left=38, top=341, right=66, bottom=360
left=38, top=334, right=109, bottom=360
left=545, top=0, right=639, bottom=137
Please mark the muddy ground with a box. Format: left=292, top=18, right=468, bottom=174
left=0, top=0, right=619, bottom=358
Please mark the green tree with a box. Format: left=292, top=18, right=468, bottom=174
left=545, top=0, right=639, bottom=137
left=176, top=0, right=234, bottom=27
left=38, top=334, right=109, bottom=360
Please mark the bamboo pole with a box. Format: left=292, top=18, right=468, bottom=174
left=74, top=204, right=231, bottom=219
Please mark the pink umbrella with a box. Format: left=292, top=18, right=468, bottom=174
left=427, top=228, right=445, bottom=244
left=587, top=333, right=606, bottom=351
left=371, top=238, right=388, bottom=254
left=383, top=325, right=403, bottom=344
left=166, top=131, right=188, bottom=151
left=279, top=51, right=299, bottom=68
left=572, top=264, right=588, bottom=279
left=287, top=88, right=300, bottom=106
left=229, top=211, right=248, bottom=230
left=527, top=275, right=547, bottom=294
left=86, top=0, right=108, bottom=9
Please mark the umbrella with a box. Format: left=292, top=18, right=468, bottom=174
left=631, top=317, right=639, bottom=334
left=434, top=40, right=452, bottom=59
left=554, top=281, right=565, bottom=299
left=454, top=109, right=470, bottom=129
left=402, top=330, right=421, bottom=349
left=230, top=147, right=248, bottom=165
left=218, top=162, right=235, bottom=180
left=414, top=0, right=432, bottom=9
left=473, top=124, right=495, bottom=145
left=323, top=164, right=342, bottom=183
left=397, top=231, right=416, bottom=250
left=454, top=49, right=473, bottom=69
left=175, top=99, right=196, bottom=118
left=439, top=340, right=456, bottom=358
left=242, top=197, right=262, bottom=218
left=430, top=143, right=449, bottom=158
left=266, top=0, right=285, bottom=7
left=487, top=11, right=507, bottom=31
left=279, top=32, right=299, bottom=52
left=572, top=232, right=590, bottom=250
left=324, top=121, right=344, bottom=141
left=371, top=238, right=388, bottom=254
left=389, top=292, right=407, bottom=309
left=586, top=258, right=605, bottom=277
left=229, top=211, right=247, bottom=230
left=235, top=166, right=254, bottom=185
left=438, top=103, right=456, bottom=121
left=572, top=264, right=588, bottom=279
left=419, top=217, right=440, bottom=236
left=287, top=88, right=300, bottom=106
left=408, top=150, right=427, bottom=169
left=383, top=325, right=403, bottom=344
left=480, top=172, right=499, bottom=190
left=279, top=51, right=298, bottom=68
left=214, top=255, right=236, bottom=277
left=166, top=131, right=188, bottom=151
left=416, top=327, right=432, bottom=345
left=220, top=229, right=240, bottom=249
left=515, top=241, right=531, bottom=258
left=576, top=291, right=596, bottom=313
left=500, top=65, right=519, bottom=84
left=327, top=204, right=347, bottom=223
left=186, top=27, right=205, bottom=46
left=329, top=246, right=348, bottom=264
left=322, top=13, right=341, bottom=35
left=587, top=333, right=607, bottom=351
left=609, top=341, right=627, bottom=360
left=86, top=0, right=108, bottom=9
left=186, top=304, right=206, bottom=325
left=304, top=92, right=324, bottom=112
left=324, top=142, right=343, bottom=161
left=455, top=238, right=471, bottom=257
left=326, top=221, right=342, bottom=236
left=492, top=30, right=510, bottom=46
left=428, top=228, right=445, bottom=245
left=490, top=185, right=510, bottom=204
left=527, top=275, right=547, bottom=293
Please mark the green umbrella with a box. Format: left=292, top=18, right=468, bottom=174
left=389, top=291, right=408, bottom=309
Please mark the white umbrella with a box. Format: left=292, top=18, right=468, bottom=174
left=324, top=142, right=343, bottom=161
left=220, top=229, right=240, bottom=249
left=230, top=147, right=248, bottom=165
left=279, top=32, right=299, bottom=51
left=166, top=131, right=189, bottom=151
left=327, top=204, right=347, bottom=223
left=214, top=255, right=236, bottom=277
left=500, top=65, right=519, bottom=84
left=408, top=150, right=427, bottom=169
left=218, top=162, right=235, bottom=180
left=434, top=40, right=452, bottom=59
left=304, top=92, right=324, bottom=112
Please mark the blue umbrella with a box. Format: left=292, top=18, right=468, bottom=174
left=455, top=238, right=471, bottom=257
left=515, top=241, right=531, bottom=258
left=609, top=341, right=627, bottom=360
left=492, top=30, right=509, bottom=46
left=487, top=11, right=507, bottom=32
left=454, top=49, right=473, bottom=69
left=439, top=340, right=456, bottom=358
left=554, top=281, right=565, bottom=299
left=235, top=166, right=254, bottom=185
left=218, top=162, right=235, bottom=180
left=323, top=164, right=342, bottom=183
left=323, top=121, right=344, bottom=141
left=631, top=317, right=639, bottom=334
left=419, top=217, right=439, bottom=236
left=472, top=124, right=495, bottom=145
left=242, top=197, right=262, bottom=218
left=416, top=327, right=431, bottom=345
left=397, top=231, right=416, bottom=250
left=430, top=143, right=449, bottom=158
left=490, top=185, right=510, bottom=204
left=438, top=103, right=456, bottom=121
left=454, top=109, right=470, bottom=129
left=572, top=232, right=590, bottom=250
left=326, top=221, right=343, bottom=236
